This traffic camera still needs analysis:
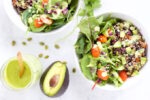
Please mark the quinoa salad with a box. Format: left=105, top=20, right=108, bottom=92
left=12, top=0, right=78, bottom=32
left=75, top=16, right=147, bottom=87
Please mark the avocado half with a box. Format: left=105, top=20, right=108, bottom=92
left=40, top=61, right=69, bottom=97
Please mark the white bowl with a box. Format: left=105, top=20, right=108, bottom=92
left=74, top=12, right=150, bottom=91
left=3, top=0, right=81, bottom=35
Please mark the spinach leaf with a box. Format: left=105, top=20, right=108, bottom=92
left=80, top=54, right=98, bottom=80
left=75, top=34, right=92, bottom=56
left=21, top=8, right=33, bottom=25
left=29, top=23, right=47, bottom=32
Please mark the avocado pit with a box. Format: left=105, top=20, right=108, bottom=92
left=50, top=74, right=60, bottom=88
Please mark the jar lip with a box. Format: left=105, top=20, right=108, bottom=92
left=0, top=57, right=34, bottom=91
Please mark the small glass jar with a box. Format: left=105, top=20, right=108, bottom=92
left=0, top=54, right=42, bottom=90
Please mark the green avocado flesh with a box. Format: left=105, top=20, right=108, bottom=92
left=4, top=59, right=31, bottom=89
left=43, top=62, right=66, bottom=96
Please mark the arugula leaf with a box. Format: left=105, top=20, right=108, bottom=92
left=97, top=16, right=104, bottom=24
left=75, top=34, right=87, bottom=56
left=76, top=17, right=99, bottom=55
left=78, top=17, right=99, bottom=38
left=87, top=55, right=98, bottom=67
left=80, top=54, right=93, bottom=79
left=75, top=34, right=92, bottom=56
left=100, top=18, right=117, bottom=33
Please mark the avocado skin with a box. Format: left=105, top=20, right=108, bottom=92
left=40, top=61, right=69, bottom=97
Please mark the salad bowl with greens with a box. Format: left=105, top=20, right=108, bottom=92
left=4, top=0, right=80, bottom=34
left=74, top=13, right=149, bottom=90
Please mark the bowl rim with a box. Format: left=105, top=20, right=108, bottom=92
left=74, top=12, right=150, bottom=91
left=3, top=0, right=81, bottom=35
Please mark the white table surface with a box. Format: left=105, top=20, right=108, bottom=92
left=0, top=0, right=150, bottom=100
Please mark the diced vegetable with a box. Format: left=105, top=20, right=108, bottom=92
left=141, top=57, right=147, bottom=65
left=113, top=41, right=121, bottom=48
left=97, top=70, right=109, bottom=81
left=126, top=47, right=132, bottom=54
left=98, top=35, right=107, bottom=43
left=91, top=45, right=100, bottom=58
left=119, top=70, right=127, bottom=82
left=120, top=31, right=125, bottom=38
left=34, top=18, right=43, bottom=28
left=42, top=0, right=49, bottom=5
left=121, top=57, right=126, bottom=65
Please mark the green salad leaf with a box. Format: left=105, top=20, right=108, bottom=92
left=80, top=54, right=93, bottom=79
left=21, top=8, right=34, bottom=25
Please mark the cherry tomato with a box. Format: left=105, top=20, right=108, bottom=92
left=34, top=18, right=43, bottom=28
left=42, top=0, right=48, bottom=4
left=98, top=35, right=107, bottom=43
left=91, top=45, right=100, bottom=58
left=119, top=70, right=127, bottom=82
left=97, top=69, right=109, bottom=81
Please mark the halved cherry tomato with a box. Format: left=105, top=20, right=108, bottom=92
left=42, top=0, right=48, bottom=4
left=119, top=70, right=127, bottom=82
left=97, top=69, right=109, bottom=81
left=91, top=45, right=100, bottom=58
left=98, top=35, right=107, bottom=43
left=34, top=18, right=43, bottom=28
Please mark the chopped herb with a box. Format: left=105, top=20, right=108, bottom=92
left=45, top=45, right=48, bottom=50
left=44, top=55, right=49, bottom=59
left=72, top=67, right=76, bottom=73
left=27, top=37, right=32, bottom=41
left=38, top=53, right=43, bottom=58
left=11, top=40, right=16, bottom=46
left=54, top=44, right=60, bottom=49
left=39, top=42, right=45, bottom=46
left=22, top=41, right=27, bottom=46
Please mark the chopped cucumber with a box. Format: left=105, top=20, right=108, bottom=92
left=131, top=35, right=141, bottom=42
left=141, top=57, right=147, bottom=65
left=135, top=49, right=144, bottom=57
left=120, top=31, right=125, bottom=38
left=132, top=30, right=138, bottom=35
left=113, top=41, right=121, bottom=48
left=126, top=47, right=132, bottom=54
left=124, top=22, right=130, bottom=28
left=130, top=26, right=135, bottom=30
left=121, top=57, right=126, bottom=65
left=131, top=70, right=139, bottom=76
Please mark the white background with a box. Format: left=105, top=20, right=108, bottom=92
left=0, top=0, right=150, bottom=100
